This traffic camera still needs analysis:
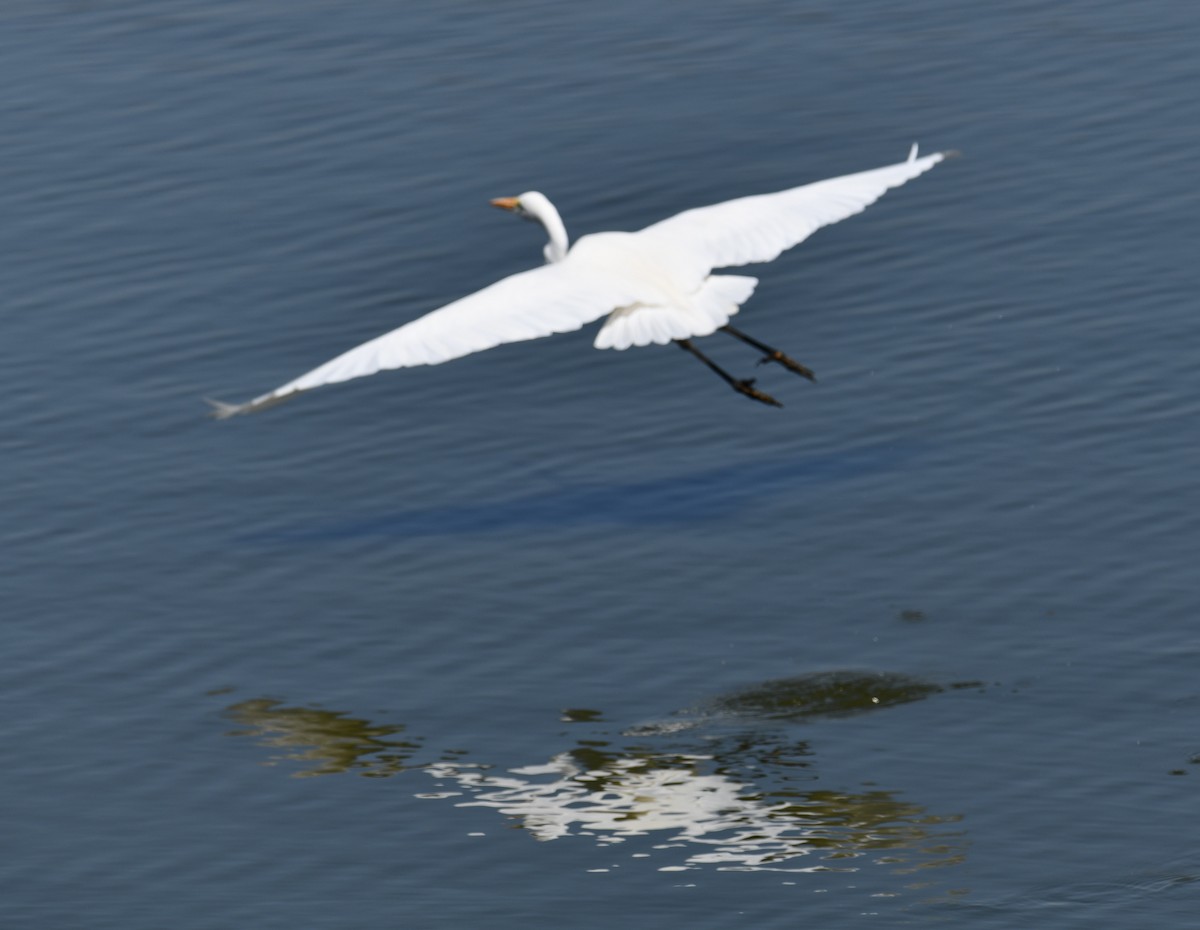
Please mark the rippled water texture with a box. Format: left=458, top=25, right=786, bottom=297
left=3, top=1, right=1199, bottom=928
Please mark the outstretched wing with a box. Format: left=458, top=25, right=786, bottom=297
left=639, top=145, right=949, bottom=273
left=210, top=250, right=642, bottom=417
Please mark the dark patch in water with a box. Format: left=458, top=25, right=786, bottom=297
left=627, top=669, right=984, bottom=735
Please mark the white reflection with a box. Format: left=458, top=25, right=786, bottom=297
left=424, top=750, right=959, bottom=873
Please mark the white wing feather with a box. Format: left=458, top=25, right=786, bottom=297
left=640, top=149, right=946, bottom=273
left=213, top=248, right=642, bottom=416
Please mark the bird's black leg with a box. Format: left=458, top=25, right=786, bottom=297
left=675, top=339, right=782, bottom=407
left=719, top=324, right=816, bottom=382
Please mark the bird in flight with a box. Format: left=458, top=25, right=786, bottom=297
left=208, top=144, right=950, bottom=417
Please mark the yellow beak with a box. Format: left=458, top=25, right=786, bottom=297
left=490, top=197, right=520, bottom=211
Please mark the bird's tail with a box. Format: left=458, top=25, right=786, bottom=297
left=693, top=274, right=758, bottom=328
left=592, top=274, right=759, bottom=349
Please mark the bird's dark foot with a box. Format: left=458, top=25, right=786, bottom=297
left=733, top=379, right=783, bottom=407
left=756, top=350, right=817, bottom=382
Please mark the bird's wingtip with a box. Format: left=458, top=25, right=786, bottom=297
left=204, top=397, right=247, bottom=420
left=205, top=391, right=295, bottom=419
left=911, top=144, right=962, bottom=165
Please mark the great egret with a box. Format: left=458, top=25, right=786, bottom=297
left=208, top=144, right=950, bottom=417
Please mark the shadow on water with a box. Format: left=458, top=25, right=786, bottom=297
left=247, top=442, right=918, bottom=542
left=220, top=668, right=969, bottom=878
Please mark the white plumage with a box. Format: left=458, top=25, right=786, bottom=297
left=209, top=144, right=949, bottom=417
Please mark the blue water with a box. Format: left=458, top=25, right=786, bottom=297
left=4, top=1, right=1199, bottom=927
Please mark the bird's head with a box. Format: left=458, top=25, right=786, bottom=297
left=489, top=191, right=569, bottom=264
left=490, top=191, right=553, bottom=224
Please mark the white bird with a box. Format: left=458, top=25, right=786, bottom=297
left=208, top=144, right=951, bottom=417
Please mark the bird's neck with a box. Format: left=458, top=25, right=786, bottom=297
left=540, top=209, right=569, bottom=264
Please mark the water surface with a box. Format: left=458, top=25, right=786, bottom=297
left=3, top=1, right=1199, bottom=927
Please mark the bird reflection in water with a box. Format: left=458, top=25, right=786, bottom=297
left=224, top=698, right=421, bottom=778
left=223, top=670, right=975, bottom=874
left=426, top=747, right=962, bottom=874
